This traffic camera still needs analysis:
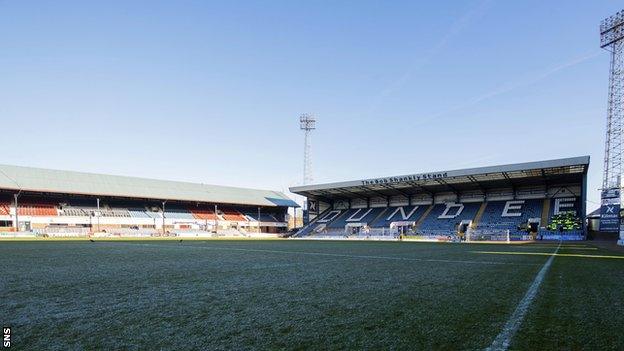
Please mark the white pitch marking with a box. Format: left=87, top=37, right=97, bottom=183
left=486, top=241, right=562, bottom=351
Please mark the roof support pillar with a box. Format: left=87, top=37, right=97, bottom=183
left=13, top=193, right=19, bottom=232
left=96, top=198, right=101, bottom=233
left=258, top=207, right=261, bottom=233
left=162, top=201, right=167, bottom=235
left=214, top=204, right=219, bottom=234
left=581, top=169, right=588, bottom=238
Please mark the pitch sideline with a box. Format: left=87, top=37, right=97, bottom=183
left=486, top=241, right=562, bottom=350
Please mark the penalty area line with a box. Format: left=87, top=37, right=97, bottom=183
left=473, top=251, right=624, bottom=259
left=486, top=241, right=561, bottom=351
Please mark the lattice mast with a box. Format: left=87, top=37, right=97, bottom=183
left=300, top=114, right=316, bottom=185
left=601, top=10, right=624, bottom=191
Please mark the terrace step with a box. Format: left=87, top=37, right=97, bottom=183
left=414, top=204, right=434, bottom=229
left=541, top=198, right=551, bottom=229
left=368, top=207, right=389, bottom=227
left=472, top=201, right=488, bottom=228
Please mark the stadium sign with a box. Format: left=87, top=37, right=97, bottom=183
left=601, top=188, right=620, bottom=201
left=600, top=189, right=620, bottom=232
left=599, top=204, right=620, bottom=232
left=307, top=200, right=318, bottom=214
left=361, top=172, right=448, bottom=186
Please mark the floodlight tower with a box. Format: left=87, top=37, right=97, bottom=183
left=600, top=10, right=624, bottom=244
left=600, top=10, right=624, bottom=193
left=300, top=113, right=316, bottom=185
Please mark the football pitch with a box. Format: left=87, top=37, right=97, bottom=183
left=1, top=239, right=623, bottom=350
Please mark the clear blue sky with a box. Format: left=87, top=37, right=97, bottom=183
left=0, top=1, right=620, bottom=211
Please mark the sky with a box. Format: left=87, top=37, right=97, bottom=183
left=0, top=0, right=621, bottom=211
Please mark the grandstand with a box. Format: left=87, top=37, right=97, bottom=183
left=0, top=164, right=297, bottom=236
left=290, top=156, right=589, bottom=241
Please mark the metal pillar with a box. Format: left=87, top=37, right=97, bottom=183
left=162, top=201, right=166, bottom=235
left=214, top=204, right=218, bottom=234
left=258, top=207, right=262, bottom=233
left=96, top=198, right=100, bottom=232
left=13, top=193, right=19, bottom=232
left=300, top=114, right=316, bottom=185
left=602, top=42, right=624, bottom=191
left=601, top=11, right=624, bottom=190
left=600, top=10, right=624, bottom=244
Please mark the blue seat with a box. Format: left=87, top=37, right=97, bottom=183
left=128, top=208, right=151, bottom=219
left=326, top=207, right=385, bottom=228
left=164, top=208, right=195, bottom=220
left=418, top=202, right=481, bottom=234
left=477, top=199, right=543, bottom=235
left=370, top=205, right=429, bottom=228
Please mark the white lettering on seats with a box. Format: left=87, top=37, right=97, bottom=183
left=317, top=210, right=341, bottom=223
left=347, top=208, right=373, bottom=222
left=553, top=198, right=575, bottom=215
left=502, top=200, right=525, bottom=217
left=438, top=203, right=464, bottom=219
left=386, top=206, right=419, bottom=221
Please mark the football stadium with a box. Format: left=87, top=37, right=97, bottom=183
left=2, top=159, right=624, bottom=350
left=290, top=156, right=588, bottom=242
left=0, top=164, right=298, bottom=237
left=2, top=3, right=624, bottom=351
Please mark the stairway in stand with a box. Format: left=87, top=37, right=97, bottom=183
left=471, top=201, right=488, bottom=229
left=540, top=199, right=551, bottom=229
left=414, top=204, right=434, bottom=229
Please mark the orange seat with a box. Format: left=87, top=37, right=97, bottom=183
left=17, top=203, right=58, bottom=216
left=221, top=208, right=246, bottom=221
left=0, top=203, right=10, bottom=215
left=189, top=208, right=218, bottom=220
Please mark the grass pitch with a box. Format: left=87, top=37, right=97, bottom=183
left=1, top=240, right=623, bottom=350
